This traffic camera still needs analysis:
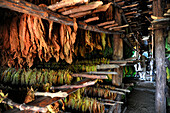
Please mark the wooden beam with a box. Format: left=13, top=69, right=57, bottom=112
left=0, top=0, right=121, bottom=34
left=153, top=0, right=166, bottom=112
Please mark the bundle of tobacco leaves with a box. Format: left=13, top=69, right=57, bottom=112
left=0, top=68, right=73, bottom=86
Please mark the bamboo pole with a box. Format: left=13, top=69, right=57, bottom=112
left=0, top=0, right=121, bottom=34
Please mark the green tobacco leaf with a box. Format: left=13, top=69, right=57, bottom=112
left=25, top=69, right=33, bottom=85
left=101, top=33, right=106, bottom=50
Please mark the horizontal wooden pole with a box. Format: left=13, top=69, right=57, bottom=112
left=0, top=0, right=121, bottom=34
left=4, top=78, right=94, bottom=113
left=87, top=71, right=118, bottom=75
left=96, top=64, right=120, bottom=69
left=72, top=73, right=108, bottom=79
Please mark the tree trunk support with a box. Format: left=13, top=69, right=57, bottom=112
left=153, top=0, right=166, bottom=113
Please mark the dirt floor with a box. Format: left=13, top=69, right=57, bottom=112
left=125, top=81, right=156, bottom=113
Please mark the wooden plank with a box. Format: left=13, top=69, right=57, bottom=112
left=47, top=0, right=88, bottom=11
left=4, top=78, right=93, bottom=113
left=62, top=1, right=103, bottom=15
left=84, top=16, right=99, bottom=23
left=153, top=0, right=166, bottom=112
left=0, top=0, right=121, bottom=34
left=97, top=20, right=115, bottom=27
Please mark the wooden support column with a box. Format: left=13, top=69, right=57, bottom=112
left=112, top=1, right=123, bottom=112
left=153, top=0, right=166, bottom=113
left=112, top=0, right=123, bottom=87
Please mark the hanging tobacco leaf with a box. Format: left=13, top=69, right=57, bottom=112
left=101, top=33, right=106, bottom=50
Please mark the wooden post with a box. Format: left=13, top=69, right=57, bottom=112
left=112, top=0, right=123, bottom=112
left=112, top=0, right=123, bottom=87
left=153, top=0, right=166, bottom=113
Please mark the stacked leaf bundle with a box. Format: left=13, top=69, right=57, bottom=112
left=84, top=87, right=117, bottom=100
left=75, top=30, right=113, bottom=59
left=0, top=68, right=73, bottom=86
left=0, top=12, right=113, bottom=68
left=60, top=88, right=105, bottom=113
left=36, top=58, right=110, bottom=72
left=0, top=12, right=77, bottom=68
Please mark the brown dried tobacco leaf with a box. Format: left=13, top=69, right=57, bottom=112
left=33, top=16, right=51, bottom=62
left=32, top=16, right=43, bottom=61
left=10, top=16, right=20, bottom=53
left=85, top=31, right=93, bottom=52
left=73, top=18, right=78, bottom=32
left=24, top=87, right=35, bottom=104
left=107, top=35, right=111, bottom=48
left=60, top=24, right=65, bottom=47
left=27, top=15, right=37, bottom=53
left=3, top=23, right=10, bottom=50
left=19, top=14, right=27, bottom=56
left=49, top=21, right=53, bottom=40
left=65, top=49, right=73, bottom=64
left=26, top=53, right=34, bottom=68
left=23, top=29, right=31, bottom=56
left=52, top=34, right=60, bottom=52
left=8, top=56, right=15, bottom=67
left=64, top=31, right=70, bottom=56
